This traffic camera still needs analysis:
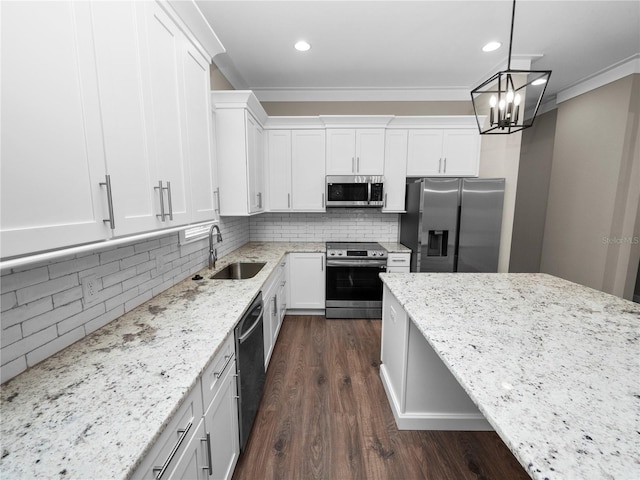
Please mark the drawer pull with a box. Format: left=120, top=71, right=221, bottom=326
left=214, top=354, right=234, bottom=378
left=390, top=258, right=407, bottom=263
left=153, top=421, right=192, bottom=479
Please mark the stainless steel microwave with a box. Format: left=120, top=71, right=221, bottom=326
left=326, top=176, right=384, bottom=207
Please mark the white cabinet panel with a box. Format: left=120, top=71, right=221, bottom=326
left=143, top=2, right=190, bottom=226
left=291, top=130, right=326, bottom=211
left=326, top=129, right=356, bottom=175
left=381, top=285, right=408, bottom=406
left=441, top=130, right=480, bottom=177
left=204, top=359, right=240, bottom=480
left=326, top=129, right=385, bottom=175
left=267, top=130, right=292, bottom=211
left=383, top=130, right=408, bottom=212
left=288, top=253, right=325, bottom=309
left=0, top=1, right=109, bottom=258
left=406, top=129, right=443, bottom=176
left=91, top=1, right=160, bottom=237
left=407, top=129, right=479, bottom=177
left=356, top=129, right=385, bottom=175
left=182, top=44, right=218, bottom=223
left=248, top=118, right=265, bottom=213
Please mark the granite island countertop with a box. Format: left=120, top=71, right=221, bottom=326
left=0, top=242, right=324, bottom=480
left=380, top=272, right=640, bottom=480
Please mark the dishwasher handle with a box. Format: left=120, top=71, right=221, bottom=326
left=238, top=305, right=263, bottom=344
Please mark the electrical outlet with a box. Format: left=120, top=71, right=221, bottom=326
left=82, top=275, right=99, bottom=306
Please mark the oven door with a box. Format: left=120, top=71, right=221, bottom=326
left=325, top=259, right=386, bottom=318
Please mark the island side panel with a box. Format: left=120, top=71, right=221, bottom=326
left=380, top=284, right=492, bottom=430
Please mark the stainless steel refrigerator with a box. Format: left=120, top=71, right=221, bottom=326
left=400, top=178, right=505, bottom=272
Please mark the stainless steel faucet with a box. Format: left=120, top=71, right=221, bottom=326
left=209, top=224, right=223, bottom=269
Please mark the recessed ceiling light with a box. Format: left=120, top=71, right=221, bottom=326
left=482, top=41, right=502, bottom=52
left=294, top=40, right=311, bottom=52
left=531, top=78, right=547, bottom=86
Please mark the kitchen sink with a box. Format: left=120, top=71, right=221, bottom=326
left=210, top=262, right=266, bottom=280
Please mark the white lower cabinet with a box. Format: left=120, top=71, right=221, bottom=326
left=134, top=336, right=239, bottom=480
left=287, top=253, right=325, bottom=310
left=133, top=382, right=204, bottom=479
left=380, top=285, right=491, bottom=431
left=203, top=358, right=240, bottom=480
left=263, top=257, right=288, bottom=368
left=386, top=252, right=411, bottom=272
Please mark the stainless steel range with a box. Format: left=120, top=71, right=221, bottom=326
left=325, top=242, right=388, bottom=319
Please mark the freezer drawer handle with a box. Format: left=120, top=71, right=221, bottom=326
left=153, top=421, right=193, bottom=479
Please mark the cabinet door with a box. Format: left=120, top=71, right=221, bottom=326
left=0, top=1, right=109, bottom=258
left=247, top=113, right=265, bottom=214
left=204, top=360, right=240, bottom=480
left=267, top=130, right=292, bottom=211
left=263, top=288, right=276, bottom=367
left=142, top=2, right=190, bottom=226
left=291, top=130, right=326, bottom=211
left=326, top=129, right=356, bottom=175
left=381, top=285, right=409, bottom=411
left=275, top=274, right=287, bottom=341
left=182, top=42, right=218, bottom=223
left=383, top=130, right=408, bottom=212
left=441, top=130, right=480, bottom=177
left=288, top=253, right=326, bottom=309
left=91, top=1, right=161, bottom=237
left=355, top=129, right=385, bottom=174
left=170, top=419, right=209, bottom=480
left=406, top=129, right=444, bottom=176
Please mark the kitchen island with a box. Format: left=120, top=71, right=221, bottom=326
left=380, top=272, right=640, bottom=480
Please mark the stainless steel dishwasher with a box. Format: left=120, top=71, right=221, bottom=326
left=234, top=292, right=266, bottom=452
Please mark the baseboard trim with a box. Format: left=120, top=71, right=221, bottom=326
left=285, top=309, right=325, bottom=316
left=380, top=365, right=492, bottom=431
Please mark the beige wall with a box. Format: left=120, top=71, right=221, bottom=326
left=261, top=101, right=473, bottom=116
left=478, top=131, right=523, bottom=272
left=210, top=62, right=234, bottom=90
left=509, top=110, right=557, bottom=272
left=540, top=74, right=640, bottom=299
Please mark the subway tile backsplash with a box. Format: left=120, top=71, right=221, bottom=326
left=0, top=216, right=250, bottom=383
left=250, top=210, right=399, bottom=242
left=0, top=210, right=399, bottom=383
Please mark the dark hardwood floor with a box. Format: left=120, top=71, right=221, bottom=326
left=233, top=316, right=529, bottom=480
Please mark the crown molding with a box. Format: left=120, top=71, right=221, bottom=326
left=556, top=54, right=640, bottom=104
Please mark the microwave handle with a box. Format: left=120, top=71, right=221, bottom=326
left=367, top=182, right=372, bottom=205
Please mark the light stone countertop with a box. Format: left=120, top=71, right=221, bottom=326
left=380, top=272, right=640, bottom=480
left=378, top=242, right=411, bottom=254
left=0, top=242, right=324, bottom=480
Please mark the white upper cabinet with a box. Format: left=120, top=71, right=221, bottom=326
left=267, top=130, right=292, bottom=211
left=406, top=128, right=479, bottom=177
left=142, top=2, right=191, bottom=227
left=1, top=1, right=219, bottom=259
left=291, top=130, right=326, bottom=211
left=91, top=1, right=160, bottom=237
left=181, top=41, right=218, bottom=223
left=383, top=130, right=408, bottom=212
left=213, top=93, right=267, bottom=216
left=1, top=2, right=109, bottom=258
left=267, top=129, right=326, bottom=212
left=326, top=129, right=385, bottom=175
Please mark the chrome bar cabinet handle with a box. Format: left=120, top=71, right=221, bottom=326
left=214, top=187, right=221, bottom=214
left=153, top=421, right=192, bottom=479
left=155, top=181, right=166, bottom=221
left=165, top=181, right=173, bottom=220
left=200, top=432, right=213, bottom=476
left=287, top=193, right=291, bottom=208
left=99, top=175, right=115, bottom=230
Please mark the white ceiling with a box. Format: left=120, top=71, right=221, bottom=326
left=196, top=0, right=640, bottom=103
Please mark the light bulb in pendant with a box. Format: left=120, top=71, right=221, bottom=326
left=506, top=90, right=514, bottom=103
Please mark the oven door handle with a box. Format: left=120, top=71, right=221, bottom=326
left=326, top=259, right=387, bottom=268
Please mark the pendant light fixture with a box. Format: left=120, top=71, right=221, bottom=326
left=471, top=0, right=551, bottom=134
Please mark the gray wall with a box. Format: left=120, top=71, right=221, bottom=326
left=509, top=110, right=557, bottom=272
left=540, top=74, right=640, bottom=299
left=261, top=101, right=473, bottom=116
